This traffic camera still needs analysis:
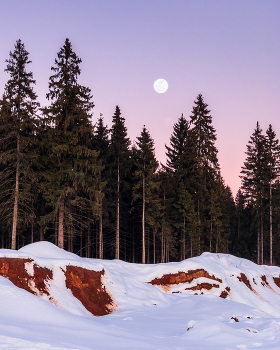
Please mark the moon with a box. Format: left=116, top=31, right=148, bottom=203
left=154, top=79, right=168, bottom=93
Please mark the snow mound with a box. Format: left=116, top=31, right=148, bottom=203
left=2, top=242, right=280, bottom=318
left=18, top=241, right=81, bottom=260
left=1, top=242, right=280, bottom=349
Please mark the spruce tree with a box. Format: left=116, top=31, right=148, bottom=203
left=165, top=114, right=198, bottom=259
left=240, top=122, right=268, bottom=264
left=41, top=38, right=100, bottom=249
left=265, top=124, right=280, bottom=264
left=0, top=40, right=39, bottom=249
left=109, top=105, right=131, bottom=259
left=133, top=126, right=158, bottom=263
left=189, top=94, right=219, bottom=254
left=93, top=115, right=110, bottom=259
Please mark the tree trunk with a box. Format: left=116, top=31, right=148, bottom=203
left=55, top=213, right=58, bottom=246
left=58, top=197, right=64, bottom=249
left=161, top=226, right=164, bottom=263
left=182, top=216, right=186, bottom=260
left=67, top=226, right=71, bottom=252
left=70, top=223, right=73, bottom=253
left=197, top=197, right=201, bottom=255
left=153, top=229, right=156, bottom=264
left=31, top=220, right=34, bottom=244
left=270, top=181, right=273, bottom=265
left=261, top=212, right=264, bottom=265
left=260, top=196, right=263, bottom=265
left=215, top=227, right=218, bottom=253
left=99, top=210, right=103, bottom=259
left=80, top=224, right=83, bottom=257
left=96, top=221, right=98, bottom=258
left=257, top=212, right=260, bottom=265
left=115, top=162, right=120, bottom=259
left=147, top=228, right=150, bottom=264
left=190, top=231, right=193, bottom=258
left=40, top=226, right=44, bottom=241
left=11, top=134, right=20, bottom=250
left=142, top=174, right=145, bottom=264
left=166, top=240, right=169, bottom=263
left=210, top=215, right=213, bottom=253
left=132, top=221, right=135, bottom=263
left=87, top=223, right=91, bottom=258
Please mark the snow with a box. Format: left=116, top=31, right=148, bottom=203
left=1, top=242, right=280, bottom=349
left=19, top=241, right=83, bottom=261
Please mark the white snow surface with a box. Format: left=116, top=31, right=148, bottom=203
left=1, top=242, right=280, bottom=349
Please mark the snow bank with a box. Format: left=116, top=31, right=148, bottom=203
left=1, top=242, right=280, bottom=349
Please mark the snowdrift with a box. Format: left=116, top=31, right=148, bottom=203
left=1, top=242, right=280, bottom=318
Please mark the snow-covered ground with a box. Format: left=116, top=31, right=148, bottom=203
left=1, top=242, right=280, bottom=349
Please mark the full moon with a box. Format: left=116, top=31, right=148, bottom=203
left=154, top=78, right=168, bottom=93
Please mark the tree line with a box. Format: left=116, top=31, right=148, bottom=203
left=1, top=39, right=280, bottom=265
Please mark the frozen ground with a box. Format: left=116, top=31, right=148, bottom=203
left=0, top=242, right=280, bottom=349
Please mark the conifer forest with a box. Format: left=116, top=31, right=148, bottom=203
left=1, top=39, right=280, bottom=266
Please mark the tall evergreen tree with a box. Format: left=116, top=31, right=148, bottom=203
left=165, top=114, right=197, bottom=259
left=133, top=126, right=158, bottom=263
left=240, top=122, right=268, bottom=264
left=93, top=115, right=110, bottom=259
left=41, top=38, right=101, bottom=249
left=0, top=40, right=39, bottom=249
left=109, top=105, right=131, bottom=259
left=265, top=124, right=280, bottom=264
left=189, top=94, right=219, bottom=254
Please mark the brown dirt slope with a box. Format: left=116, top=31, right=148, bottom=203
left=64, top=266, right=115, bottom=316
left=149, top=269, right=222, bottom=285
left=0, top=257, right=115, bottom=316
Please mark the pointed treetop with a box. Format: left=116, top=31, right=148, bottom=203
left=4, top=39, right=37, bottom=103
left=189, top=94, right=219, bottom=170
left=110, top=105, right=131, bottom=155
left=165, top=113, right=189, bottom=172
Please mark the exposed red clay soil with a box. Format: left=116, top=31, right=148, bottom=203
left=273, top=276, right=280, bottom=288
left=237, top=273, right=253, bottom=291
left=260, top=275, right=279, bottom=294
left=149, top=269, right=222, bottom=286
left=220, top=286, right=231, bottom=299
left=237, top=273, right=266, bottom=300
left=0, top=258, right=33, bottom=293
left=148, top=269, right=223, bottom=294
left=0, top=258, right=52, bottom=296
left=185, top=282, right=219, bottom=291
left=0, top=257, right=116, bottom=317
left=261, top=275, right=269, bottom=287
left=64, top=266, right=116, bottom=316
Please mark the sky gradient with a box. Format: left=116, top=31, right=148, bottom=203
left=1, top=0, right=280, bottom=196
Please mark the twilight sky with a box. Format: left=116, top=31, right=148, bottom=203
left=1, top=0, right=280, bottom=196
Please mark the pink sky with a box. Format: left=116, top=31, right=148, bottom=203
left=1, top=0, right=280, bottom=196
